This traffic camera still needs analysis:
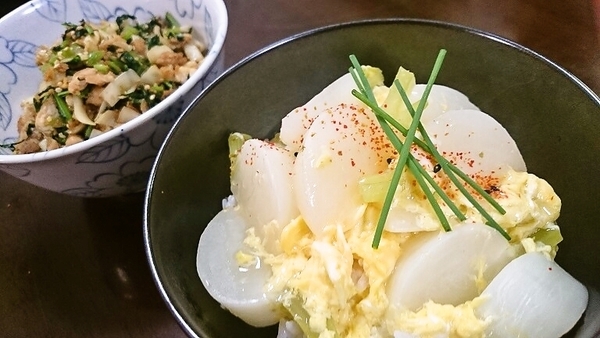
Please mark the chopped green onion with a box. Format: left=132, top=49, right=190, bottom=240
left=146, top=35, right=161, bottom=49
left=121, top=25, right=139, bottom=41
left=83, top=125, right=94, bottom=139
left=53, top=92, right=72, bottom=121
left=107, top=58, right=127, bottom=74
left=165, top=12, right=180, bottom=28
left=86, top=50, right=105, bottom=66
left=94, top=63, right=110, bottom=74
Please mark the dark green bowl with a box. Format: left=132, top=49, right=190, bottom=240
left=144, top=19, right=600, bottom=337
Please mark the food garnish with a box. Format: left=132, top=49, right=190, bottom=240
left=348, top=51, right=509, bottom=248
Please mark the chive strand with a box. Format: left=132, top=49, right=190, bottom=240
left=349, top=55, right=375, bottom=101
left=410, top=157, right=466, bottom=222
left=446, top=163, right=507, bottom=214
left=350, top=50, right=512, bottom=245
left=348, top=56, right=405, bottom=247
left=408, top=159, right=451, bottom=231
left=371, top=122, right=404, bottom=248
left=352, top=89, right=466, bottom=221
left=392, top=82, right=506, bottom=214
left=348, top=67, right=366, bottom=96
left=359, top=87, right=505, bottom=216
left=373, top=115, right=451, bottom=247
left=391, top=50, right=446, bottom=208
left=392, top=74, right=510, bottom=239
left=380, top=119, right=453, bottom=230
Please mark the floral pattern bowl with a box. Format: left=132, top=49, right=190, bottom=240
left=0, top=0, right=227, bottom=197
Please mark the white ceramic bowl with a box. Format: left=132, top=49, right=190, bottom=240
left=0, top=0, right=227, bottom=197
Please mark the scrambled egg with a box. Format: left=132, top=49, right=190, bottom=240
left=239, top=167, right=561, bottom=338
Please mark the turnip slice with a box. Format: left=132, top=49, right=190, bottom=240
left=424, top=109, right=526, bottom=178
left=196, top=208, right=280, bottom=327
left=293, top=103, right=394, bottom=237
left=410, top=84, right=480, bottom=125
left=384, top=202, right=440, bottom=233
left=230, top=139, right=299, bottom=254
left=387, top=223, right=517, bottom=311
left=280, top=67, right=384, bottom=153
left=476, top=252, right=588, bottom=338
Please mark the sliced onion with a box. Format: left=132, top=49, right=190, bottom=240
left=476, top=252, right=588, bottom=338
left=140, top=65, right=162, bottom=85
left=183, top=43, right=203, bottom=62
left=71, top=95, right=95, bottom=125
left=146, top=45, right=173, bottom=64
left=116, top=106, right=141, bottom=124
left=94, top=109, right=118, bottom=127
left=101, top=69, right=140, bottom=107
left=196, top=208, right=280, bottom=327
left=88, top=128, right=103, bottom=139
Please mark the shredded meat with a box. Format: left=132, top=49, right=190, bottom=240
left=68, top=68, right=115, bottom=95
left=130, top=36, right=147, bottom=55
left=155, top=51, right=188, bottom=67
left=86, top=86, right=105, bottom=107
left=98, top=34, right=130, bottom=51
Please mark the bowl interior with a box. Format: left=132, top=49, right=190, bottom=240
left=145, top=19, right=600, bottom=337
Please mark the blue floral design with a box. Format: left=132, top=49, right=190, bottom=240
left=63, top=155, right=155, bottom=196
left=77, top=127, right=163, bottom=164
left=77, top=135, right=133, bottom=164
left=0, top=164, right=31, bottom=177
left=0, top=36, right=37, bottom=131
left=173, top=0, right=203, bottom=18
left=78, top=0, right=154, bottom=22
left=33, top=0, right=67, bottom=23
left=78, top=0, right=112, bottom=22
left=154, top=99, right=185, bottom=125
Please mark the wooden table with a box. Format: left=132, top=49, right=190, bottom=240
left=1, top=0, right=598, bottom=336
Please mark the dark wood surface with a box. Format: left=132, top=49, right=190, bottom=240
left=0, top=0, right=598, bottom=337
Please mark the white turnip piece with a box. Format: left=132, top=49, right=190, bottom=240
left=387, top=223, right=518, bottom=311
left=196, top=208, right=279, bottom=327
left=476, top=252, right=588, bottom=338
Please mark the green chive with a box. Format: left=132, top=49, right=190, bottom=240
left=352, top=90, right=466, bottom=221
left=349, top=50, right=511, bottom=247
left=53, top=92, right=72, bottom=121
left=391, top=69, right=510, bottom=240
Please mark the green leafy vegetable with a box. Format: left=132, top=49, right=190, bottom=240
left=53, top=92, right=72, bottom=121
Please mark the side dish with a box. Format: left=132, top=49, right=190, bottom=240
left=196, top=51, right=588, bottom=338
left=12, top=13, right=206, bottom=154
